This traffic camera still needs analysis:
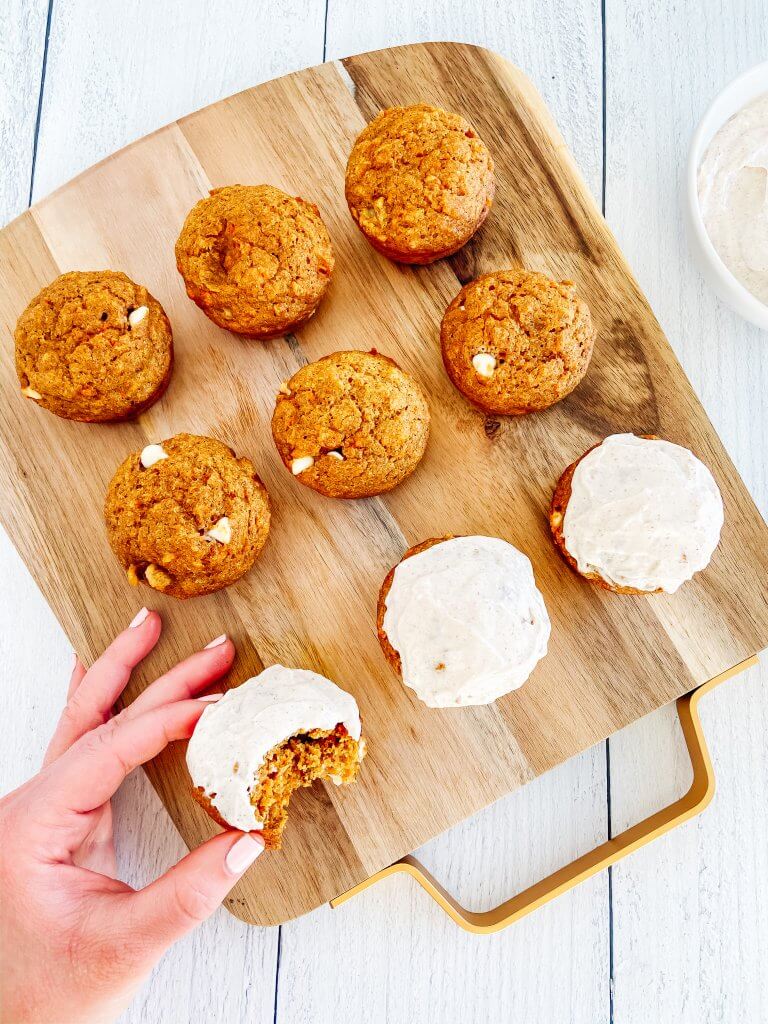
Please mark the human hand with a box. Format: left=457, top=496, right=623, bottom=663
left=0, top=609, right=264, bottom=1024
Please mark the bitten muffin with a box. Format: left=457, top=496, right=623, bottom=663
left=187, top=664, right=366, bottom=849
left=271, top=350, right=430, bottom=498
left=344, top=103, right=494, bottom=264
left=104, top=433, right=271, bottom=599
left=440, top=268, right=595, bottom=415
left=549, top=433, right=724, bottom=594
left=14, top=270, right=173, bottom=422
left=377, top=535, right=550, bottom=707
left=175, top=184, right=334, bottom=338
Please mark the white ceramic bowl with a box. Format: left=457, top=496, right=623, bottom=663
left=684, top=61, right=768, bottom=330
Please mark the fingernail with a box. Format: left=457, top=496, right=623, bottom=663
left=71, top=651, right=79, bottom=671
left=204, top=634, right=227, bottom=649
left=225, top=834, right=264, bottom=875
left=129, top=607, right=150, bottom=629
left=197, top=692, right=225, bottom=702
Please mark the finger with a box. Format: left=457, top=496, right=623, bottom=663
left=41, top=658, right=88, bottom=767
left=67, top=657, right=87, bottom=700
left=126, top=832, right=264, bottom=951
left=43, top=698, right=207, bottom=813
left=124, top=635, right=235, bottom=718
left=44, top=610, right=161, bottom=764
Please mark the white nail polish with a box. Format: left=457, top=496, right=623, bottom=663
left=204, top=634, right=227, bottom=649
left=129, top=607, right=150, bottom=629
left=197, top=692, right=224, bottom=702
left=225, top=834, right=264, bottom=875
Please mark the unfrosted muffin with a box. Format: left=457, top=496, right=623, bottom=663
left=271, top=350, right=430, bottom=498
left=186, top=664, right=366, bottom=849
left=441, top=268, right=595, bottom=415
left=345, top=103, right=494, bottom=264
left=14, top=270, right=173, bottom=422
left=377, top=535, right=550, bottom=707
left=104, top=433, right=270, bottom=599
left=549, top=433, right=724, bottom=594
left=175, top=185, right=334, bottom=338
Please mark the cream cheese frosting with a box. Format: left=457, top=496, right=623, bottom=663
left=382, top=535, right=550, bottom=708
left=562, top=433, right=724, bottom=593
left=186, top=664, right=361, bottom=832
left=698, top=92, right=768, bottom=306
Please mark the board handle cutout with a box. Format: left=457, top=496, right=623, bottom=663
left=330, top=656, right=757, bottom=934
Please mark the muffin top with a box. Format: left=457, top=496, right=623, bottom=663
left=175, top=185, right=334, bottom=337
left=104, top=433, right=270, bottom=599
left=14, top=270, right=172, bottom=422
left=552, top=433, right=724, bottom=594
left=378, top=535, right=550, bottom=707
left=345, top=103, right=494, bottom=263
left=441, top=268, right=595, bottom=415
left=271, top=350, right=430, bottom=498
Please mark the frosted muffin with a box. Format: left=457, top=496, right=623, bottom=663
left=104, top=433, right=270, bottom=599
left=440, top=268, right=595, bottom=415
left=550, top=433, right=724, bottom=594
left=175, top=184, right=334, bottom=338
left=186, top=665, right=365, bottom=849
left=377, top=535, right=550, bottom=707
left=345, top=103, right=494, bottom=264
left=14, top=270, right=173, bottom=422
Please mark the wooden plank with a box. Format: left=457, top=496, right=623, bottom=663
left=0, top=0, right=48, bottom=221
left=1, top=42, right=767, bottom=929
left=283, top=9, right=609, bottom=1021
left=30, top=0, right=328, bottom=202
left=0, top=0, right=47, bottom=222
left=605, top=1, right=768, bottom=1019
left=278, top=748, right=609, bottom=1024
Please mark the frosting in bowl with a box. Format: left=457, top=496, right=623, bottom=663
left=563, top=434, right=724, bottom=593
left=186, top=664, right=361, bottom=831
left=382, top=535, right=550, bottom=707
left=698, top=91, right=768, bottom=306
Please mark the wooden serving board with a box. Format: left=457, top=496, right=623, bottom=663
left=1, top=43, right=767, bottom=926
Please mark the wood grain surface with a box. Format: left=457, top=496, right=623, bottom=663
left=1, top=41, right=767, bottom=927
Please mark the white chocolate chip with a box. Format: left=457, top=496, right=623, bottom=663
left=144, top=563, right=172, bottom=591
left=328, top=450, right=344, bottom=461
left=291, top=456, right=314, bottom=475
left=205, top=516, right=232, bottom=544
left=128, top=305, right=149, bottom=327
left=472, top=353, right=497, bottom=378
left=278, top=382, right=291, bottom=396
left=357, top=737, right=367, bottom=761
left=328, top=774, right=343, bottom=786
left=21, top=386, right=42, bottom=400
left=140, top=443, right=168, bottom=468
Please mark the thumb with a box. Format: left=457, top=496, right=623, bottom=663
left=128, top=831, right=264, bottom=949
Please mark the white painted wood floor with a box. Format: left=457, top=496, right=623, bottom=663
left=2, top=2, right=767, bottom=1021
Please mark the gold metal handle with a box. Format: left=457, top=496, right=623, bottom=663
left=331, top=656, right=757, bottom=934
